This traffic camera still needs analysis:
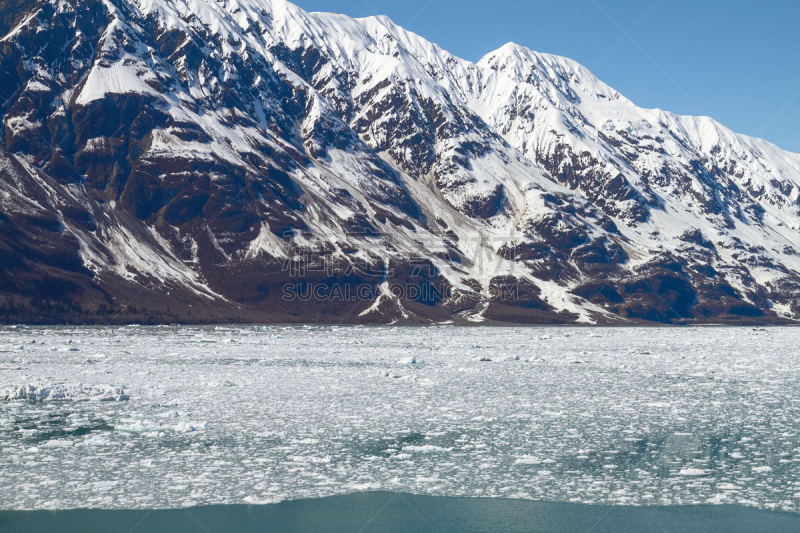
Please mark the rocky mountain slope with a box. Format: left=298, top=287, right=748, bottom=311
left=1, top=0, right=800, bottom=324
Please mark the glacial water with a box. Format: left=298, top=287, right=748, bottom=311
left=3, top=493, right=800, bottom=533
left=0, top=325, right=798, bottom=526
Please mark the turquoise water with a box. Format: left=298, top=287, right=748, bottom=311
left=2, top=493, right=800, bottom=533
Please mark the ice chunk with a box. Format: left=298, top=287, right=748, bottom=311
left=514, top=455, right=545, bottom=465
left=0, top=345, right=24, bottom=352
left=175, top=421, right=209, bottom=433
left=678, top=468, right=709, bottom=477
left=40, top=439, right=74, bottom=449
left=402, top=444, right=453, bottom=453
left=3, top=383, right=129, bottom=402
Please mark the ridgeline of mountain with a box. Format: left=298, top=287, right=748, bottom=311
left=1, top=0, right=799, bottom=324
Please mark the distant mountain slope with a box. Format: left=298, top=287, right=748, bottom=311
left=1, top=0, right=799, bottom=324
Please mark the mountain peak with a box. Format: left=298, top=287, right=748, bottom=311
left=1, top=0, right=799, bottom=325
left=480, top=42, right=575, bottom=69
left=478, top=42, right=622, bottom=106
left=482, top=41, right=536, bottom=60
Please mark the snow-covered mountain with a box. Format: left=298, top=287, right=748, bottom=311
left=2, top=0, right=799, bottom=324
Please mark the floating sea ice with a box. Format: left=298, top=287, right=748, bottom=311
left=396, top=356, right=418, bottom=365
left=290, top=455, right=331, bottom=464
left=205, top=379, right=237, bottom=388
left=83, top=435, right=113, bottom=447
left=1, top=326, right=798, bottom=512
left=3, top=383, right=129, bottom=402
left=52, top=346, right=80, bottom=352
left=514, top=455, right=546, bottom=465
left=0, top=345, right=25, bottom=352
left=40, top=439, right=74, bottom=449
left=89, top=480, right=119, bottom=491
left=708, top=493, right=730, bottom=504
left=175, top=420, right=209, bottom=433
left=402, top=444, right=452, bottom=453
left=678, top=467, right=709, bottom=477
left=117, top=418, right=161, bottom=434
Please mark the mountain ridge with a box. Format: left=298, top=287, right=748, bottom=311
left=1, top=0, right=799, bottom=324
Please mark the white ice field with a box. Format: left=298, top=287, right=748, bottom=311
left=0, top=326, right=798, bottom=512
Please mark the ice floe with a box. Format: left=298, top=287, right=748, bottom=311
left=3, top=383, right=129, bottom=402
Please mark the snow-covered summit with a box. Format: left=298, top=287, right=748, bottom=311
left=479, top=42, right=623, bottom=102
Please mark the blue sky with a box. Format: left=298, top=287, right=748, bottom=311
left=293, top=0, right=800, bottom=153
